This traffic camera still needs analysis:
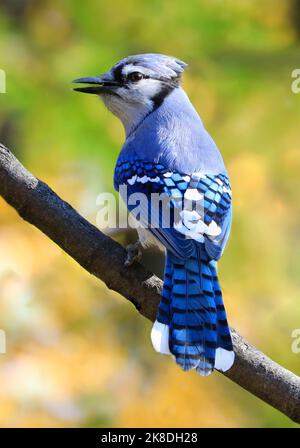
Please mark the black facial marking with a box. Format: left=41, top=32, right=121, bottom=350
left=113, top=63, right=125, bottom=84
left=152, top=81, right=178, bottom=110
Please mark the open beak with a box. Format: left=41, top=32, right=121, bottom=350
left=72, top=76, right=121, bottom=95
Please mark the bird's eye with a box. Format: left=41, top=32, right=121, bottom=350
left=127, top=71, right=144, bottom=82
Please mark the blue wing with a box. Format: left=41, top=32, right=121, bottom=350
left=114, top=158, right=232, bottom=260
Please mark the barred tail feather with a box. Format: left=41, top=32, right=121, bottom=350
left=209, top=261, right=235, bottom=371
left=151, top=247, right=235, bottom=375
left=156, top=253, right=173, bottom=326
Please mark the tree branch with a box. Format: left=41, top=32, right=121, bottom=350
left=0, top=143, right=299, bottom=424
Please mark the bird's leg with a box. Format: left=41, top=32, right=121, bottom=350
left=124, top=239, right=142, bottom=267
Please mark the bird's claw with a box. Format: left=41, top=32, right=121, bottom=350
left=124, top=240, right=142, bottom=267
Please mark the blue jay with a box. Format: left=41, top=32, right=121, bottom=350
left=73, top=53, right=235, bottom=375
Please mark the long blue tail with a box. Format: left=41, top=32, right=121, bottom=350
left=151, top=245, right=234, bottom=376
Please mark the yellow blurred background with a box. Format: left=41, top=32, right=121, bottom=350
left=0, top=0, right=300, bottom=427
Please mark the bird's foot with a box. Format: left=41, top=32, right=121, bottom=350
left=124, top=240, right=142, bottom=267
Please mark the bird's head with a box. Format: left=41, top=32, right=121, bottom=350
left=73, top=53, right=187, bottom=134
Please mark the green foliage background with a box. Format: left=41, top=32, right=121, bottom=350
left=0, top=0, right=300, bottom=427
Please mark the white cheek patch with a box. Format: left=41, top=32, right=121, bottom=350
left=134, top=78, right=162, bottom=99
left=121, top=65, right=162, bottom=98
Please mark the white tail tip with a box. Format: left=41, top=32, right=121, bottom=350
left=215, top=348, right=235, bottom=372
left=151, top=321, right=171, bottom=355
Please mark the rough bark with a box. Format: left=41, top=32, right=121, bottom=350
left=0, top=143, right=299, bottom=424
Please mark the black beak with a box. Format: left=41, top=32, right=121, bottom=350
left=72, top=76, right=121, bottom=94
